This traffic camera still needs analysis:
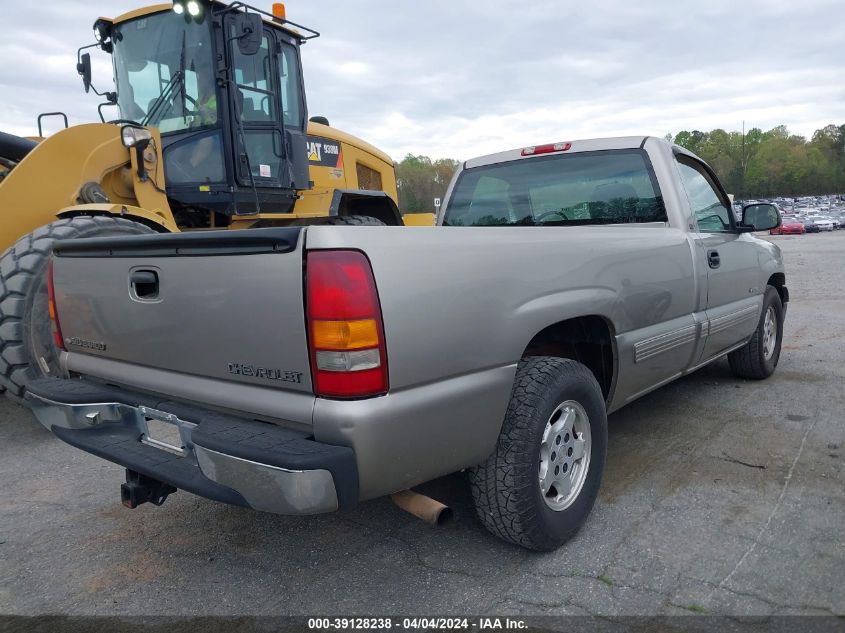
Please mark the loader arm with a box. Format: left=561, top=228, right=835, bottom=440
left=0, top=123, right=175, bottom=252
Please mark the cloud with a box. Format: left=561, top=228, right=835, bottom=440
left=0, top=0, right=842, bottom=160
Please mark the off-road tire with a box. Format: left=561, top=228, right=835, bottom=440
left=469, top=357, right=608, bottom=551
left=325, top=215, right=386, bottom=226
left=0, top=216, right=155, bottom=404
left=728, top=285, right=784, bottom=380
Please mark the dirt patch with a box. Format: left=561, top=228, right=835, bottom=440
left=84, top=551, right=172, bottom=594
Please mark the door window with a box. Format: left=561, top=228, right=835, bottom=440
left=230, top=29, right=283, bottom=184
left=233, top=35, right=274, bottom=122
left=676, top=159, right=733, bottom=232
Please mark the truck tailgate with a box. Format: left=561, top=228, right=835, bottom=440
left=51, top=228, right=313, bottom=397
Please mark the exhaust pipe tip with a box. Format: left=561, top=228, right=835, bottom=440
left=391, top=490, right=453, bottom=527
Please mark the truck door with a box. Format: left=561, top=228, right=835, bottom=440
left=675, top=156, right=762, bottom=362
left=227, top=20, right=309, bottom=191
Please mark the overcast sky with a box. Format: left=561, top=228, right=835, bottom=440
left=1, top=0, right=842, bottom=160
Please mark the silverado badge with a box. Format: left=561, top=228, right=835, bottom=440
left=227, top=363, right=302, bottom=384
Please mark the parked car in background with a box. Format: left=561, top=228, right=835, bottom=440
left=771, top=219, right=806, bottom=235
left=807, top=216, right=835, bottom=232
left=829, top=212, right=845, bottom=228
left=801, top=218, right=821, bottom=233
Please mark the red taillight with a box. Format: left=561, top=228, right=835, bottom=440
left=521, top=142, right=571, bottom=156
left=306, top=250, right=388, bottom=398
left=47, top=259, right=66, bottom=351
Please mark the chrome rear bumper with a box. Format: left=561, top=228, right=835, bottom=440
left=26, top=379, right=358, bottom=515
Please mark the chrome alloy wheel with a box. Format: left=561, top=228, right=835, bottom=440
left=762, top=306, right=778, bottom=361
left=539, top=400, right=591, bottom=511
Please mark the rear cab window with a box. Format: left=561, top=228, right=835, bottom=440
left=443, top=150, right=667, bottom=227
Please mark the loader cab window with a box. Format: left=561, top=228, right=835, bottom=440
left=112, top=12, right=218, bottom=134
left=279, top=44, right=304, bottom=129
left=164, top=129, right=226, bottom=185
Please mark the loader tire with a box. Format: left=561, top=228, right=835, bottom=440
left=325, top=215, right=386, bottom=226
left=0, top=216, right=155, bottom=405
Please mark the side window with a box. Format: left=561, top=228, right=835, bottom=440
left=676, top=159, right=733, bottom=232
left=278, top=44, right=304, bottom=129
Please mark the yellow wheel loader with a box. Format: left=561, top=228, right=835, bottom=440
left=0, top=1, right=433, bottom=405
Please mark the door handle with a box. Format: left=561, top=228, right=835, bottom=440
left=130, top=270, right=159, bottom=299
left=707, top=250, right=721, bottom=269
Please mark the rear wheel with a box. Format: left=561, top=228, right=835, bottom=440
left=325, top=215, right=386, bottom=226
left=0, top=216, right=155, bottom=404
left=469, top=357, right=607, bottom=550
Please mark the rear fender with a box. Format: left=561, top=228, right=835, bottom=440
left=329, top=189, right=403, bottom=226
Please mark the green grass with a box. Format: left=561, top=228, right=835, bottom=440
left=681, top=604, right=707, bottom=614
left=596, top=575, right=614, bottom=587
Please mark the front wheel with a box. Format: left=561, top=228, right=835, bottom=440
left=728, top=285, right=784, bottom=380
left=469, top=357, right=607, bottom=551
left=0, top=216, right=155, bottom=404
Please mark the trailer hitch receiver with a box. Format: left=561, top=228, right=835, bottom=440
left=120, top=469, right=177, bottom=509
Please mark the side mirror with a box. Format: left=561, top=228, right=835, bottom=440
left=742, top=203, right=780, bottom=232
left=77, top=53, right=92, bottom=94
left=234, top=13, right=263, bottom=56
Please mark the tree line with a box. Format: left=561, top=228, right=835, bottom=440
left=669, top=123, right=845, bottom=199
left=395, top=123, right=845, bottom=212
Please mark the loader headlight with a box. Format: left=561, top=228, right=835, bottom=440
left=93, top=20, right=112, bottom=44
left=121, top=126, right=153, bottom=149
left=173, top=0, right=203, bottom=18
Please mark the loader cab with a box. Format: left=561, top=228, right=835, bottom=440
left=104, top=1, right=313, bottom=221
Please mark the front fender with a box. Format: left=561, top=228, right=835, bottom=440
left=57, top=203, right=179, bottom=233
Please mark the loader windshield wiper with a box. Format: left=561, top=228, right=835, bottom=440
left=142, top=70, right=185, bottom=128
left=144, top=28, right=188, bottom=128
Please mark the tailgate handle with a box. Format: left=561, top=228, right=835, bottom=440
left=130, top=270, right=159, bottom=299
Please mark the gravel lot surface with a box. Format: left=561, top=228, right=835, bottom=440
left=1, top=231, right=843, bottom=618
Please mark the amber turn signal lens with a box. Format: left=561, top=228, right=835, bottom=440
left=311, top=319, right=379, bottom=350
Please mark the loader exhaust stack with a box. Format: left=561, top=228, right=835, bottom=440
left=0, top=131, right=37, bottom=162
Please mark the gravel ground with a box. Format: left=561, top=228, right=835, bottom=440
left=0, top=231, right=843, bottom=618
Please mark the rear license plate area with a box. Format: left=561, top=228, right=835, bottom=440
left=141, top=415, right=188, bottom=456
